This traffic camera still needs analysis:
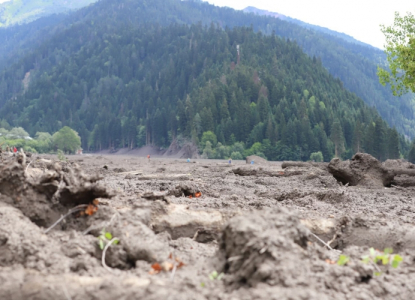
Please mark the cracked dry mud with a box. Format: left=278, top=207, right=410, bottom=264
left=1, top=152, right=415, bottom=300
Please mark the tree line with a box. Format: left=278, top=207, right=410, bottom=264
left=0, top=24, right=407, bottom=161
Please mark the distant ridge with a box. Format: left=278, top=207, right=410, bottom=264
left=0, top=0, right=97, bottom=27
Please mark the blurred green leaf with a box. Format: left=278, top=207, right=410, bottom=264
left=337, top=255, right=350, bottom=266
left=105, top=232, right=113, bottom=240
left=384, top=248, right=393, bottom=254
left=99, top=239, right=104, bottom=250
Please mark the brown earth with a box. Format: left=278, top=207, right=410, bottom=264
left=1, top=152, right=415, bottom=299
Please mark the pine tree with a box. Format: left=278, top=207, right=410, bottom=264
left=330, top=121, right=345, bottom=158
left=387, top=128, right=400, bottom=159
left=373, top=118, right=386, bottom=161
left=352, top=120, right=363, bottom=154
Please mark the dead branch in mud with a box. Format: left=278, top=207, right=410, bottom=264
left=309, top=231, right=341, bottom=252
left=83, top=213, right=119, bottom=235
left=232, top=167, right=301, bottom=177
left=282, top=161, right=328, bottom=170
left=137, top=174, right=191, bottom=181
left=44, top=205, right=88, bottom=234
left=102, top=237, right=120, bottom=273
left=117, top=170, right=143, bottom=175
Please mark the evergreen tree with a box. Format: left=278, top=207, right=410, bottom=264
left=352, top=120, right=363, bottom=154
left=330, top=121, right=345, bottom=158
left=387, top=128, right=400, bottom=159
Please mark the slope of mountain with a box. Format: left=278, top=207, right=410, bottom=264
left=0, top=21, right=401, bottom=161
left=0, top=0, right=413, bottom=141
left=0, top=0, right=97, bottom=27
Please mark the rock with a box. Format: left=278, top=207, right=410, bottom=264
left=108, top=210, right=170, bottom=263
left=150, top=203, right=224, bottom=241
left=246, top=155, right=267, bottom=164
left=328, top=153, right=395, bottom=187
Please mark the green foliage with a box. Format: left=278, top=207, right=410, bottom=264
left=231, top=151, right=243, bottom=160
left=378, top=12, right=415, bottom=96
left=330, top=121, right=345, bottom=158
left=208, top=271, right=224, bottom=281
left=337, top=255, right=350, bottom=266
left=0, top=9, right=407, bottom=159
left=361, top=247, right=403, bottom=276
left=52, top=126, right=81, bottom=154
left=0, top=0, right=98, bottom=27
left=310, top=151, right=323, bottom=162
left=202, top=141, right=215, bottom=159
left=98, top=228, right=119, bottom=250
left=408, top=142, right=415, bottom=164
left=200, top=131, right=217, bottom=149
left=0, top=0, right=415, bottom=141
left=57, top=149, right=66, bottom=162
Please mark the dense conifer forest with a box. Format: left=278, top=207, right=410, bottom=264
left=0, top=0, right=414, bottom=139
left=0, top=21, right=406, bottom=161
left=0, top=0, right=411, bottom=161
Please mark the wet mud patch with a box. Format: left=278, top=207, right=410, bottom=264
left=2, top=153, right=415, bottom=299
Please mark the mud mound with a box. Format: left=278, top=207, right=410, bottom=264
left=219, top=208, right=310, bottom=288
left=0, top=205, right=71, bottom=272
left=383, top=159, right=415, bottom=169
left=163, top=139, right=199, bottom=159
left=245, top=155, right=267, bottom=164
left=0, top=155, right=113, bottom=228
left=328, top=153, right=395, bottom=187
left=218, top=208, right=415, bottom=300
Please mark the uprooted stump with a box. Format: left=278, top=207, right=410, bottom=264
left=0, top=156, right=113, bottom=227
left=328, top=153, right=415, bottom=187
left=328, top=153, right=395, bottom=187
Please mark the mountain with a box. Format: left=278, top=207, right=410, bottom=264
left=0, top=0, right=97, bottom=27
left=241, top=6, right=415, bottom=140
left=0, top=22, right=400, bottom=161
left=0, top=0, right=413, bottom=141
left=0, top=0, right=405, bottom=162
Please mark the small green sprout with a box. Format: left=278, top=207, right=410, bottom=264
left=208, top=271, right=224, bottom=281
left=98, top=228, right=119, bottom=250
left=361, top=247, right=403, bottom=276
left=337, top=255, right=350, bottom=266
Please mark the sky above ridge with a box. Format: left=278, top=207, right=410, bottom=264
left=204, top=0, right=415, bottom=49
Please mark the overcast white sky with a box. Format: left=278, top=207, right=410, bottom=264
left=204, top=0, right=415, bottom=49
left=1, top=0, right=413, bottom=48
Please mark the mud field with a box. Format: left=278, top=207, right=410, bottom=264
left=1, top=151, right=415, bottom=300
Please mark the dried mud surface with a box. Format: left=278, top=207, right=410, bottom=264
left=1, top=153, right=415, bottom=300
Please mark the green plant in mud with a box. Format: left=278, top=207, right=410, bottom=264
left=337, top=254, right=350, bottom=266
left=98, top=228, right=120, bottom=272
left=361, top=247, right=403, bottom=276
left=201, top=270, right=224, bottom=287
left=209, top=270, right=224, bottom=280
left=336, top=247, right=403, bottom=276
left=98, top=228, right=119, bottom=250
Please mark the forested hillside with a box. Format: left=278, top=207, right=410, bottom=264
left=0, top=21, right=404, bottom=161
left=0, top=0, right=413, bottom=140
left=0, top=0, right=96, bottom=27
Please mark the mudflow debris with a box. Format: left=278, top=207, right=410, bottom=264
left=1, top=151, right=415, bottom=299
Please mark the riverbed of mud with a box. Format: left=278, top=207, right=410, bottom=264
left=1, top=152, right=415, bottom=300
